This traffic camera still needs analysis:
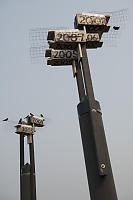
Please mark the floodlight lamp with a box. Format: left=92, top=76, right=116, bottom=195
left=27, top=115, right=45, bottom=127
left=15, top=124, right=35, bottom=135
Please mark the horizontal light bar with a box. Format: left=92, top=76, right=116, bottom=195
left=74, top=13, right=110, bottom=33
left=15, top=124, right=35, bottom=135
left=45, top=49, right=78, bottom=60
left=27, top=116, right=45, bottom=127
left=75, top=13, right=110, bottom=25
left=47, top=30, right=102, bottom=49
left=47, top=30, right=86, bottom=42
left=48, top=30, right=101, bottom=42
left=47, top=59, right=74, bottom=66
left=48, top=40, right=103, bottom=50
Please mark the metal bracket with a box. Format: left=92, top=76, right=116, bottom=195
left=77, top=43, right=83, bottom=63
left=83, top=25, right=87, bottom=40
left=27, top=135, right=33, bottom=144
left=72, top=60, right=77, bottom=78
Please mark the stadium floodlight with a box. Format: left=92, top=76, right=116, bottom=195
left=45, top=49, right=78, bottom=66
left=47, top=30, right=102, bottom=49
left=74, top=13, right=110, bottom=34
left=44, top=12, right=119, bottom=200
left=29, top=9, right=128, bottom=64
left=26, top=115, right=45, bottom=127
left=15, top=124, right=35, bottom=135
left=47, top=29, right=86, bottom=42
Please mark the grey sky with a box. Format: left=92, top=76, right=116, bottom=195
left=0, top=0, right=133, bottom=199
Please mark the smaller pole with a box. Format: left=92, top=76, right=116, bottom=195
left=20, top=134, right=24, bottom=200
left=29, top=135, right=36, bottom=200
left=21, top=163, right=31, bottom=200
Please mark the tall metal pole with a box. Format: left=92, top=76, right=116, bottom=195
left=45, top=21, right=118, bottom=199
left=20, top=134, right=24, bottom=200
left=76, top=44, right=118, bottom=200
left=29, top=135, right=36, bottom=200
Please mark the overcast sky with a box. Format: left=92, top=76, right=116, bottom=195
left=0, top=0, right=133, bottom=200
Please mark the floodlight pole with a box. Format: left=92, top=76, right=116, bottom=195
left=20, top=134, right=24, bottom=200
left=17, top=116, right=44, bottom=200
left=45, top=16, right=118, bottom=198
left=29, top=135, right=37, bottom=200
left=20, top=135, right=31, bottom=200
left=19, top=134, right=36, bottom=200
left=75, top=44, right=118, bottom=200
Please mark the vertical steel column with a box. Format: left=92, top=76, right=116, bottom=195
left=29, top=135, right=36, bottom=200
left=75, top=61, right=86, bottom=101
left=76, top=44, right=118, bottom=200
left=80, top=44, right=95, bottom=106
left=20, top=134, right=24, bottom=200
left=21, top=163, right=31, bottom=200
